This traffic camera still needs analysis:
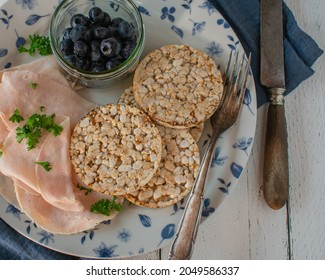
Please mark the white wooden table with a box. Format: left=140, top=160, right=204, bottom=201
left=124, top=0, right=325, bottom=260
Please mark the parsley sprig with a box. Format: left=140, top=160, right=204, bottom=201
left=35, top=161, right=51, bottom=172
left=9, top=108, right=63, bottom=150
left=9, top=109, right=24, bottom=123
left=18, top=34, right=52, bottom=56
left=90, top=197, right=123, bottom=216
left=77, top=184, right=93, bottom=195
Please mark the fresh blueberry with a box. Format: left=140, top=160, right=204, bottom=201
left=93, top=26, right=110, bottom=40
left=62, top=27, right=72, bottom=40
left=106, top=26, right=117, bottom=37
left=73, top=40, right=89, bottom=57
left=111, top=17, right=124, bottom=28
left=100, top=37, right=121, bottom=57
left=64, top=54, right=77, bottom=66
left=84, top=28, right=93, bottom=41
left=70, top=14, right=90, bottom=27
left=59, top=39, right=74, bottom=56
left=120, top=39, right=136, bottom=59
left=118, top=21, right=135, bottom=39
left=101, top=12, right=111, bottom=27
left=72, top=56, right=91, bottom=70
left=90, top=40, right=102, bottom=62
left=89, top=7, right=104, bottom=23
left=69, top=25, right=89, bottom=42
left=91, top=62, right=106, bottom=72
left=82, top=58, right=92, bottom=71
left=105, top=57, right=122, bottom=70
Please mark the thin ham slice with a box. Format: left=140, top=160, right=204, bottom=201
left=0, top=175, right=19, bottom=208
left=0, top=69, right=96, bottom=130
left=0, top=112, right=9, bottom=144
left=15, top=185, right=122, bottom=234
left=0, top=55, right=64, bottom=83
left=0, top=122, right=44, bottom=193
left=35, top=117, right=83, bottom=212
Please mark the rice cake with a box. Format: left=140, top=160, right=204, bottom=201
left=124, top=126, right=200, bottom=208
left=119, top=87, right=204, bottom=142
left=133, top=44, right=223, bottom=129
left=70, top=104, right=162, bottom=196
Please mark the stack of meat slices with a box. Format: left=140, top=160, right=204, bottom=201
left=0, top=56, right=123, bottom=234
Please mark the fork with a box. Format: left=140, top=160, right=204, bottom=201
left=168, top=51, right=252, bottom=260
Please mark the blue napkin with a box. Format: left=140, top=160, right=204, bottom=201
left=209, top=0, right=323, bottom=107
left=0, top=219, right=77, bottom=260
left=0, top=0, right=323, bottom=260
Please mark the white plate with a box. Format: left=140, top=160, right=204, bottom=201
left=0, top=0, right=256, bottom=258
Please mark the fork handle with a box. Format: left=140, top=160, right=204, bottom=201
left=168, top=132, right=219, bottom=260
left=263, top=103, right=289, bottom=210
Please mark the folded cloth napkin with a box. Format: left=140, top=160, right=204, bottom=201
left=0, top=0, right=323, bottom=260
left=209, top=0, right=323, bottom=107
left=0, top=219, right=77, bottom=260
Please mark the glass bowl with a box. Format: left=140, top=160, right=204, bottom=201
left=49, top=0, right=145, bottom=88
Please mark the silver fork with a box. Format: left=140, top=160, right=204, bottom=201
left=168, top=51, right=252, bottom=260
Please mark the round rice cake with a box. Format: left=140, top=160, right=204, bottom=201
left=133, top=44, right=223, bottom=129
left=119, top=87, right=205, bottom=142
left=70, top=104, right=162, bottom=196
left=124, top=126, right=200, bottom=208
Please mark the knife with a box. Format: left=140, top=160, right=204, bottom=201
left=260, top=0, right=289, bottom=210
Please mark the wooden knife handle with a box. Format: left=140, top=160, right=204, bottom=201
left=263, top=104, right=289, bottom=210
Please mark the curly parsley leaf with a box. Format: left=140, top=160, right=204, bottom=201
left=90, top=196, right=123, bottom=216
left=13, top=108, right=63, bottom=150
left=77, top=184, right=93, bottom=195
left=16, top=126, right=42, bottom=150
left=9, top=109, right=24, bottom=123
left=35, top=161, right=52, bottom=172
left=18, top=34, right=52, bottom=56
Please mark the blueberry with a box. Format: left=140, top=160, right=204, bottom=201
left=84, top=28, right=93, bottom=41
left=73, top=56, right=91, bottom=70
left=62, top=27, right=72, bottom=40
left=120, top=39, right=136, bottom=59
left=69, top=25, right=88, bottom=42
left=101, top=12, right=111, bottom=27
left=59, top=39, right=74, bottom=56
left=106, top=57, right=122, bottom=70
left=64, top=54, right=77, bottom=66
left=118, top=21, right=135, bottom=39
left=106, top=26, right=118, bottom=37
left=93, top=26, right=110, bottom=40
left=110, top=17, right=124, bottom=33
left=73, top=40, right=89, bottom=57
left=70, top=14, right=90, bottom=27
left=89, top=7, right=104, bottom=23
left=100, top=37, right=121, bottom=57
left=90, top=40, right=102, bottom=62
left=92, top=63, right=106, bottom=72
left=111, top=17, right=124, bottom=28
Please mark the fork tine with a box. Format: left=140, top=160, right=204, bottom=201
left=219, top=51, right=234, bottom=108
left=235, top=52, right=252, bottom=111
left=222, top=51, right=233, bottom=83
left=220, top=51, right=239, bottom=111
left=232, top=53, right=245, bottom=96
left=226, top=51, right=239, bottom=96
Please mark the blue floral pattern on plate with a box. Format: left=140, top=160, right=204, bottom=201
left=0, top=0, right=257, bottom=259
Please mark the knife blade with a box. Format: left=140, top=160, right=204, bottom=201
left=260, top=0, right=289, bottom=210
